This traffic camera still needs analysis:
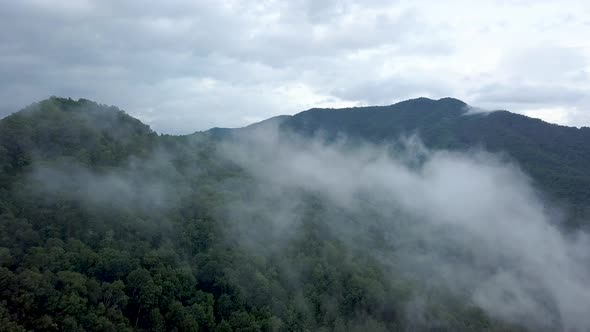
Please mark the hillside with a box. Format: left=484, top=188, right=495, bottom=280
left=216, top=97, right=590, bottom=226
left=1, top=97, right=588, bottom=331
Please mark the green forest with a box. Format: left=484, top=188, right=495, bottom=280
left=0, top=97, right=587, bottom=331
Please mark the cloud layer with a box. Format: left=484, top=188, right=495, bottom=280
left=220, top=128, right=590, bottom=331
left=1, top=0, right=589, bottom=133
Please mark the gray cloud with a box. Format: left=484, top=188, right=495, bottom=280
left=472, top=83, right=587, bottom=106
left=332, top=74, right=454, bottom=105
left=0, top=0, right=589, bottom=133
left=499, top=46, right=588, bottom=82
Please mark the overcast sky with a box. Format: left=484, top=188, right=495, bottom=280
left=1, top=0, right=589, bottom=134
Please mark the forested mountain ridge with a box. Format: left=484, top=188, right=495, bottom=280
left=0, top=96, right=587, bottom=331
left=214, top=97, right=590, bottom=226
left=0, top=97, right=157, bottom=171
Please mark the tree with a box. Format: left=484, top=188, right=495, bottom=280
left=126, top=268, right=161, bottom=327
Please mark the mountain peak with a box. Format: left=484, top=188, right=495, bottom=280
left=0, top=97, right=157, bottom=168
left=394, top=97, right=467, bottom=108
left=437, top=97, right=467, bottom=105
left=7, top=97, right=153, bottom=134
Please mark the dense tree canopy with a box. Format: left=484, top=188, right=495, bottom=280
left=2, top=97, right=584, bottom=331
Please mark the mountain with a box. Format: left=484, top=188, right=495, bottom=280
left=206, top=115, right=292, bottom=141
left=214, top=97, right=590, bottom=225
left=0, top=96, right=588, bottom=331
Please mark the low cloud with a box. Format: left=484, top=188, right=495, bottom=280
left=462, top=104, right=497, bottom=115
left=25, top=150, right=190, bottom=213
left=219, top=126, right=590, bottom=331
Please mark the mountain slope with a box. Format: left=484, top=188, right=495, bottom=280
left=224, top=97, right=590, bottom=225
left=0, top=97, right=586, bottom=331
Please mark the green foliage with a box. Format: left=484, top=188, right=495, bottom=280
left=0, top=97, right=560, bottom=331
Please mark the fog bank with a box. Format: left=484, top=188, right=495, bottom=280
left=220, top=128, right=590, bottom=331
